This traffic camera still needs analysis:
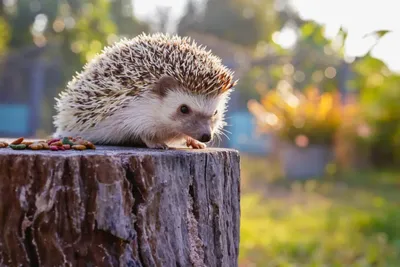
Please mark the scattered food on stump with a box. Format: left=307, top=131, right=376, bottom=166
left=22, top=141, right=34, bottom=146
left=72, top=145, right=87, bottom=150
left=11, top=137, right=24, bottom=145
left=0, top=141, right=8, bottom=148
left=9, top=144, right=27, bottom=150
left=4, top=136, right=96, bottom=151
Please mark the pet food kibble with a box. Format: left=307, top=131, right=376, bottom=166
left=73, top=139, right=87, bottom=146
left=22, top=141, right=34, bottom=146
left=51, top=141, right=63, bottom=147
left=11, top=137, right=24, bottom=145
left=0, top=142, right=8, bottom=148
left=39, top=142, right=49, bottom=149
left=29, top=143, right=43, bottom=150
left=85, top=141, right=96, bottom=149
left=48, top=138, right=61, bottom=145
left=62, top=137, right=74, bottom=146
left=63, top=144, right=71, bottom=150
left=50, top=145, right=59, bottom=151
left=72, top=145, right=86, bottom=150
left=9, top=144, right=27, bottom=150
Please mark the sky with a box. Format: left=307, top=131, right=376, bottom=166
left=133, top=0, right=400, bottom=73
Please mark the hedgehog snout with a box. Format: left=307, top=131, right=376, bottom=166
left=200, top=133, right=212, bottom=143
left=194, top=132, right=212, bottom=143
left=192, top=125, right=213, bottom=143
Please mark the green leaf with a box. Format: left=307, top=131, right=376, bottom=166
left=363, top=30, right=392, bottom=39
left=300, top=22, right=315, bottom=38
left=337, top=26, right=348, bottom=41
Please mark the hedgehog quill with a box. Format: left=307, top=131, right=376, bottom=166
left=53, top=33, right=237, bottom=149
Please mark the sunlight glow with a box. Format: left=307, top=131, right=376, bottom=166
left=264, top=113, right=279, bottom=126
left=133, top=0, right=400, bottom=73
left=32, top=14, right=48, bottom=34
left=272, top=26, right=298, bottom=49
left=290, top=0, right=400, bottom=72
left=286, top=94, right=300, bottom=108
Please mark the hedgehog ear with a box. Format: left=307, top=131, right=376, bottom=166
left=152, top=76, right=179, bottom=97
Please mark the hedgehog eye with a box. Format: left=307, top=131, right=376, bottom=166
left=214, top=110, right=218, bottom=116
left=180, top=105, right=190, bottom=114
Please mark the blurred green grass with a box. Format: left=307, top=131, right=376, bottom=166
left=239, top=155, right=400, bottom=267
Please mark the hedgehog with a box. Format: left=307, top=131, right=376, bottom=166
left=53, top=33, right=237, bottom=149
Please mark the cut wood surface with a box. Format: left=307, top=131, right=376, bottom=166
left=0, top=139, right=240, bottom=267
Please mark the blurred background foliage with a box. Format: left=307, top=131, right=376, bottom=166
left=0, top=0, right=399, bottom=266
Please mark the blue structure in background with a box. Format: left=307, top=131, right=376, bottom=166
left=0, top=46, right=51, bottom=138
left=220, top=60, right=272, bottom=155
left=0, top=104, right=30, bottom=136
left=227, top=111, right=272, bottom=155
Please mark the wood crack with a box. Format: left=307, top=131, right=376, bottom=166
left=123, top=160, right=144, bottom=267
left=187, top=183, right=205, bottom=267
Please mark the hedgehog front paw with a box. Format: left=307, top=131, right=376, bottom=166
left=154, top=143, right=169, bottom=150
left=148, top=143, right=169, bottom=150
left=186, top=137, right=207, bottom=149
left=143, top=139, right=169, bottom=150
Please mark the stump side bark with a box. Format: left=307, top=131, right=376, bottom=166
left=0, top=143, right=240, bottom=267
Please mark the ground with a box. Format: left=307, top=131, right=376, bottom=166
left=239, top=154, right=400, bottom=267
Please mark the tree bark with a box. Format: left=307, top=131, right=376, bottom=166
left=0, top=142, right=240, bottom=267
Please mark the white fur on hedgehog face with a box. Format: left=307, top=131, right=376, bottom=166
left=156, top=89, right=230, bottom=143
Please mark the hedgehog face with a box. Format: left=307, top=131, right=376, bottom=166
left=159, top=89, right=230, bottom=143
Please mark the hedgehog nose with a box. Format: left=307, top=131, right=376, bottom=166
left=200, top=133, right=211, bottom=143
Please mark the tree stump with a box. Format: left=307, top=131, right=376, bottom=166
left=0, top=141, right=240, bottom=267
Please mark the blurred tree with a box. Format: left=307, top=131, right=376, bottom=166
left=178, top=0, right=279, bottom=47
left=0, top=0, right=150, bottom=135
left=2, top=0, right=54, bottom=48
left=177, top=0, right=285, bottom=107
left=351, top=55, right=400, bottom=167
left=0, top=0, right=149, bottom=64
left=66, top=0, right=117, bottom=63
left=177, top=0, right=347, bottom=106
left=110, top=0, right=149, bottom=37
left=0, top=16, right=10, bottom=56
left=177, top=0, right=198, bottom=35
left=0, top=1, right=9, bottom=55
left=290, top=22, right=343, bottom=92
left=154, top=6, right=171, bottom=33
